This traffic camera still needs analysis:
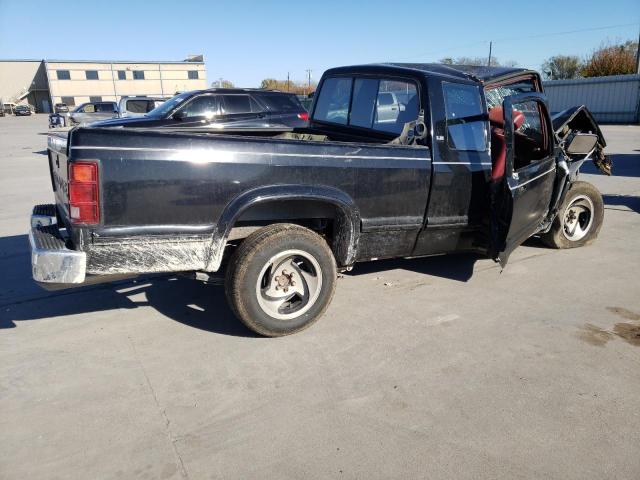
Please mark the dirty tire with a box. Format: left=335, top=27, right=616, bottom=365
left=225, top=224, right=337, bottom=337
left=541, top=181, right=604, bottom=249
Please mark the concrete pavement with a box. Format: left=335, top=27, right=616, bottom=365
left=1, top=115, right=639, bottom=479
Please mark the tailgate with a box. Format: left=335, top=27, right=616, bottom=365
left=46, top=130, right=71, bottom=221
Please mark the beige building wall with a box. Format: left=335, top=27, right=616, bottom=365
left=46, top=61, right=207, bottom=106
left=0, top=60, right=45, bottom=103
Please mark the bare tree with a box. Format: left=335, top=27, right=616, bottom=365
left=439, top=56, right=517, bottom=67
left=581, top=40, right=638, bottom=77
left=211, top=79, right=235, bottom=88
left=541, top=55, right=583, bottom=80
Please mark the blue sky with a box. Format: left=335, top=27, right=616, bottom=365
left=0, top=0, right=638, bottom=87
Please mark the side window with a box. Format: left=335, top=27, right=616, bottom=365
left=117, top=70, right=126, bottom=80
left=133, top=70, right=145, bottom=80
left=61, top=96, right=75, bottom=106
left=511, top=100, right=551, bottom=165
left=443, top=83, right=487, bottom=151
left=95, top=103, right=115, bottom=112
left=56, top=70, right=70, bottom=80
left=89, top=96, right=102, bottom=103
left=220, top=95, right=262, bottom=114
left=125, top=100, right=153, bottom=113
left=313, top=77, right=352, bottom=125
left=178, top=95, right=220, bottom=118
left=82, top=104, right=96, bottom=113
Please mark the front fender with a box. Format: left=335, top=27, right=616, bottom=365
left=205, top=184, right=361, bottom=272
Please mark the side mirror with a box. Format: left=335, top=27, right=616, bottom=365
left=565, top=133, right=598, bottom=155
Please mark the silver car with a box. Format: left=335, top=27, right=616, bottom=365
left=118, top=97, right=167, bottom=118
left=69, top=101, right=118, bottom=125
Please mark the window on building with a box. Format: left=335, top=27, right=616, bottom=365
left=133, top=70, right=145, bottom=80
left=188, top=70, right=199, bottom=80
left=89, top=96, right=102, bottom=103
left=56, top=70, right=71, bottom=80
left=85, top=70, right=99, bottom=80
left=443, top=83, right=487, bottom=152
left=61, top=96, right=75, bottom=106
left=117, top=70, right=126, bottom=80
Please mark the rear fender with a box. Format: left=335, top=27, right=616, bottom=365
left=205, top=185, right=361, bottom=272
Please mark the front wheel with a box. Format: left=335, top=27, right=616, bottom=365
left=225, top=224, right=337, bottom=337
left=541, top=181, right=604, bottom=249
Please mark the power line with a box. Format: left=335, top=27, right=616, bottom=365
left=392, top=22, right=638, bottom=62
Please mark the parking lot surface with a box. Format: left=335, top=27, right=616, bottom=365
left=1, top=115, right=639, bottom=479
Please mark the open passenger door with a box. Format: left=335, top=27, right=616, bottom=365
left=490, top=93, right=562, bottom=266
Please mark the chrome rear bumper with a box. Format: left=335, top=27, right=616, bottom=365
left=29, top=204, right=86, bottom=285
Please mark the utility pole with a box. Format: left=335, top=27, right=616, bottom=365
left=305, top=69, right=312, bottom=95
left=488, top=41, right=493, bottom=67
left=287, top=72, right=290, bottom=92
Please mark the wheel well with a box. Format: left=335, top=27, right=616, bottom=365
left=227, top=199, right=349, bottom=264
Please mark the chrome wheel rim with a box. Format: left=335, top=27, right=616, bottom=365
left=562, top=194, right=594, bottom=241
left=256, top=249, right=323, bottom=320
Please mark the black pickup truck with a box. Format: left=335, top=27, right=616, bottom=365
left=33, top=63, right=609, bottom=336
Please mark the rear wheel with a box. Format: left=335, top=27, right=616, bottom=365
left=541, top=181, right=604, bottom=249
left=225, top=224, right=337, bottom=337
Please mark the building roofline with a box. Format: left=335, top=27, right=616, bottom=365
left=1, top=58, right=204, bottom=65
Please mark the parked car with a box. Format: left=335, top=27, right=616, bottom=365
left=118, top=96, right=167, bottom=118
left=91, top=89, right=309, bottom=129
left=14, top=105, right=32, bottom=116
left=32, top=63, right=609, bottom=336
left=54, top=103, right=69, bottom=113
left=3, top=103, right=17, bottom=115
left=68, top=101, right=118, bottom=125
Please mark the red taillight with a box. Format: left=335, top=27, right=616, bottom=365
left=297, top=112, right=309, bottom=121
left=68, top=161, right=99, bottom=224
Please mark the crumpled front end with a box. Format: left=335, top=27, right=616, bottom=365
left=552, top=105, right=611, bottom=175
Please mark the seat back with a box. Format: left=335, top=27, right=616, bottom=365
left=489, top=107, right=525, bottom=180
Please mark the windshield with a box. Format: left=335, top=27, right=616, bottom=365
left=146, top=92, right=193, bottom=118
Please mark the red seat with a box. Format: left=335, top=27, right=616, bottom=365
left=489, top=107, right=525, bottom=180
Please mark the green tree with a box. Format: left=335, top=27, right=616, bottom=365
left=541, top=55, right=583, bottom=80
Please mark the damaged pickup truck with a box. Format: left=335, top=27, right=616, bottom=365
left=32, top=63, right=610, bottom=336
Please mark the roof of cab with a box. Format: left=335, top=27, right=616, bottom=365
left=323, top=63, right=536, bottom=84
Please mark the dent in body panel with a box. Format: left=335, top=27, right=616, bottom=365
left=87, top=237, right=210, bottom=275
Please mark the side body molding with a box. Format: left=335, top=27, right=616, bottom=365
left=205, top=184, right=361, bottom=272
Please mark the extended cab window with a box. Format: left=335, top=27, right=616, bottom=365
left=443, top=83, right=487, bottom=151
left=313, top=76, right=419, bottom=135
left=314, top=77, right=352, bottom=125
